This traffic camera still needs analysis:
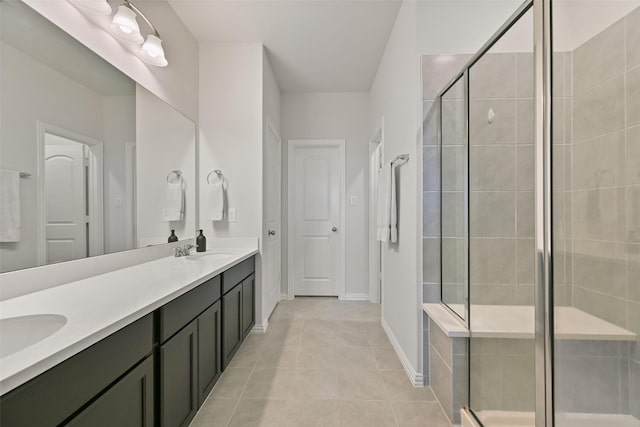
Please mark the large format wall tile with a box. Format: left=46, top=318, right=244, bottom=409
left=628, top=126, right=640, bottom=185
left=573, top=19, right=625, bottom=94
left=470, top=238, right=516, bottom=284
left=470, top=99, right=516, bottom=145
left=627, top=7, right=640, bottom=69
left=470, top=146, right=516, bottom=191
left=573, top=76, right=625, bottom=142
left=470, top=53, right=516, bottom=99
left=470, top=192, right=516, bottom=237
left=627, top=65, right=640, bottom=127
left=572, top=130, right=625, bottom=190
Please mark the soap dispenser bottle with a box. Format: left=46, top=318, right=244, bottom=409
left=168, top=229, right=178, bottom=243
left=196, top=229, right=207, bottom=252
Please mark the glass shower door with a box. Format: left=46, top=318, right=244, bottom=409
left=467, top=4, right=537, bottom=425
left=551, top=1, right=640, bottom=425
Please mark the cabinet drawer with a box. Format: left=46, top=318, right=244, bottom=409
left=0, top=314, right=153, bottom=427
left=66, top=356, right=154, bottom=427
left=160, top=275, right=221, bottom=342
left=222, top=257, right=255, bottom=294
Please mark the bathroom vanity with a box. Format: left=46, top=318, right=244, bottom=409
left=0, top=248, right=257, bottom=427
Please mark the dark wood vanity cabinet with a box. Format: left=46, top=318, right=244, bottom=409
left=0, top=256, right=254, bottom=427
left=222, top=258, right=256, bottom=369
left=66, top=355, right=154, bottom=427
left=242, top=274, right=256, bottom=339
left=222, top=284, right=243, bottom=368
left=0, top=314, right=154, bottom=427
left=160, top=320, right=198, bottom=427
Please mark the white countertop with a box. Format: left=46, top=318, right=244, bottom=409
left=423, top=303, right=637, bottom=341
left=0, top=245, right=258, bottom=395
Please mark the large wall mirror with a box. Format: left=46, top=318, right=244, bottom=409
left=0, top=0, right=196, bottom=273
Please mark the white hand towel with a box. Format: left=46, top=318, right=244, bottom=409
left=376, top=164, right=391, bottom=242
left=390, top=162, right=399, bottom=243
left=0, top=169, right=21, bottom=242
left=208, top=177, right=225, bottom=221
left=162, top=181, right=184, bottom=222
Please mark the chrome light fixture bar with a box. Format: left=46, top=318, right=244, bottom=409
left=68, top=0, right=168, bottom=67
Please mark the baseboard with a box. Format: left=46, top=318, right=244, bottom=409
left=339, top=293, right=370, bottom=301
left=280, top=293, right=292, bottom=300
left=251, top=319, right=268, bottom=334
left=381, top=319, right=424, bottom=387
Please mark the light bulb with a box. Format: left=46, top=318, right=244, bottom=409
left=139, top=34, right=168, bottom=67
left=109, top=5, right=143, bottom=44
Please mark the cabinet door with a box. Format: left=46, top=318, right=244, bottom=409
left=160, top=321, right=198, bottom=427
left=222, top=285, right=242, bottom=369
left=197, top=301, right=221, bottom=406
left=242, top=274, right=255, bottom=339
left=66, top=356, right=154, bottom=427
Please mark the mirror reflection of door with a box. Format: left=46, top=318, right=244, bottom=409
left=44, top=132, right=98, bottom=264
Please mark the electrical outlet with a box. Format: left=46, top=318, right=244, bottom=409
left=350, top=195, right=358, bottom=206
left=228, top=208, right=237, bottom=222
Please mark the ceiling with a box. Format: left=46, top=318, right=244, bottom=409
left=167, top=0, right=402, bottom=92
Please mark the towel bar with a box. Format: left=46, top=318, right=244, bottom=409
left=166, top=170, right=183, bottom=183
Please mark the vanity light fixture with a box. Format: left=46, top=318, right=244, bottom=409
left=68, top=0, right=168, bottom=67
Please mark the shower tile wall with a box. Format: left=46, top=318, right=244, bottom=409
left=422, top=54, right=471, bottom=306
left=468, top=52, right=536, bottom=306
left=554, top=7, right=640, bottom=418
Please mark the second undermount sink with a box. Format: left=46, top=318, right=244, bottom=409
left=0, top=314, right=68, bottom=358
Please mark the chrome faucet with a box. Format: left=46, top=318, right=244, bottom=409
left=174, top=244, right=195, bottom=257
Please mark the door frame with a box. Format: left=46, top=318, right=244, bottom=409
left=36, top=121, right=104, bottom=265
left=263, top=117, right=282, bottom=325
left=287, top=139, right=346, bottom=300
left=369, top=118, right=384, bottom=304
left=125, top=142, right=137, bottom=250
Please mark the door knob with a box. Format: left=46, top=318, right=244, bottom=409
left=331, top=227, right=338, bottom=232
left=268, top=230, right=276, bottom=236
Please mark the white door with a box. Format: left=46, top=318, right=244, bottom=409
left=264, top=122, right=281, bottom=318
left=289, top=140, right=345, bottom=297
left=44, top=140, right=87, bottom=263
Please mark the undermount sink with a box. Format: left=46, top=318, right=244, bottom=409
left=0, top=314, right=68, bottom=358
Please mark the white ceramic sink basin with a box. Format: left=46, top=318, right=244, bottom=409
left=0, top=314, right=68, bottom=358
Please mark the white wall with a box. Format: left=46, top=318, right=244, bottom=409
left=0, top=42, right=135, bottom=273
left=199, top=43, right=267, bottom=323
left=23, top=0, right=199, bottom=122
left=280, top=92, right=370, bottom=299
left=369, top=1, right=423, bottom=382
left=368, top=0, right=529, bottom=384
left=136, top=85, right=196, bottom=246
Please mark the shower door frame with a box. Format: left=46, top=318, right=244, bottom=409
left=434, top=0, right=555, bottom=425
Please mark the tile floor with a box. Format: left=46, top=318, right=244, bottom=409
left=190, top=297, right=450, bottom=427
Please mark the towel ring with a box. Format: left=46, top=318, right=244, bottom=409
left=167, top=170, right=183, bottom=183
left=206, top=170, right=225, bottom=184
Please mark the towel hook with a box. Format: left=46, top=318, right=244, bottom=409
left=167, top=170, right=183, bottom=183
left=206, top=169, right=225, bottom=184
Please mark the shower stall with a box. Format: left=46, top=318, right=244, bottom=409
left=425, top=0, right=640, bottom=425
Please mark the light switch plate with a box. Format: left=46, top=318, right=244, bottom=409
left=228, top=208, right=237, bottom=222
left=350, top=195, right=358, bottom=206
